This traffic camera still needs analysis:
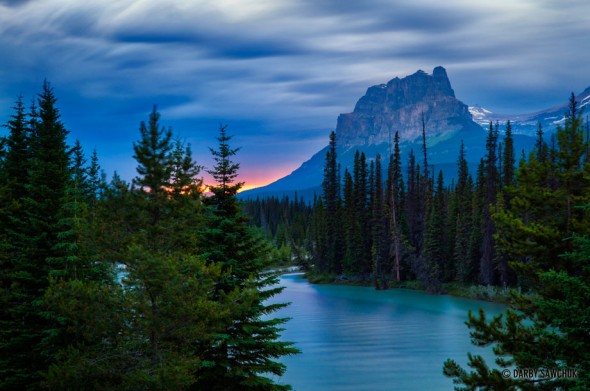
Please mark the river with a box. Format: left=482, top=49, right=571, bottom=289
left=267, top=273, right=506, bottom=391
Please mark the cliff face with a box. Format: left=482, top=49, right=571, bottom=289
left=336, top=66, right=480, bottom=146
left=239, top=66, right=537, bottom=202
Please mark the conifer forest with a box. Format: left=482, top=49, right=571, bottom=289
left=1, top=82, right=589, bottom=390
left=0, top=83, right=297, bottom=390
left=244, top=94, right=590, bottom=390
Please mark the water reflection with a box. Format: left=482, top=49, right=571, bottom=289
left=268, top=273, right=506, bottom=391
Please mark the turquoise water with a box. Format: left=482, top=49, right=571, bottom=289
left=268, top=273, right=506, bottom=391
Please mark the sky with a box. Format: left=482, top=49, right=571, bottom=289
left=1, top=0, right=589, bottom=190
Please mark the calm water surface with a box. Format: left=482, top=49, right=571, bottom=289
left=268, top=273, right=506, bottom=391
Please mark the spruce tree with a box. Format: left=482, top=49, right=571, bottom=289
left=353, top=151, right=371, bottom=276
left=496, top=121, right=516, bottom=286
left=386, top=131, right=403, bottom=282
left=0, top=82, right=72, bottom=389
left=502, top=121, right=515, bottom=189
left=535, top=123, right=549, bottom=163
left=0, top=96, right=34, bottom=389
left=371, top=154, right=387, bottom=289
left=453, top=141, right=473, bottom=283
left=321, top=131, right=340, bottom=274
left=342, top=168, right=355, bottom=274
left=405, top=150, right=420, bottom=255
left=170, top=139, right=203, bottom=200
left=132, top=105, right=173, bottom=228
left=311, top=195, right=328, bottom=271
left=422, top=171, right=445, bottom=293
left=480, top=122, right=499, bottom=285
left=196, top=125, right=298, bottom=391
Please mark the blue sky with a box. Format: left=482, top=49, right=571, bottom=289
left=1, top=0, right=589, bottom=189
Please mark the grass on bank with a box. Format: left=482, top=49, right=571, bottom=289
left=304, top=271, right=513, bottom=303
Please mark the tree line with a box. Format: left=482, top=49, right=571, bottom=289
left=246, top=97, right=590, bottom=292
left=245, top=94, right=590, bottom=389
left=0, top=82, right=297, bottom=390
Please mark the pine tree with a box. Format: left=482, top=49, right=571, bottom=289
left=350, top=150, right=369, bottom=276
left=2, top=96, right=29, bottom=200
left=405, top=150, right=420, bottom=259
left=480, top=122, right=499, bottom=285
left=0, top=96, right=34, bottom=389
left=170, top=139, right=203, bottom=200
left=132, top=105, right=173, bottom=228
left=311, top=195, right=328, bottom=271
left=0, top=81, right=73, bottom=389
left=467, top=158, right=486, bottom=284
left=87, top=149, right=103, bottom=200
left=386, top=131, right=403, bottom=282
left=196, top=125, right=298, bottom=391
left=453, top=141, right=473, bottom=283
left=371, top=154, right=388, bottom=289
left=321, top=131, right=340, bottom=274
left=422, top=170, right=445, bottom=293
left=342, top=168, right=355, bottom=274
left=496, top=121, right=516, bottom=286
left=535, top=123, right=549, bottom=163
left=502, top=121, right=515, bottom=189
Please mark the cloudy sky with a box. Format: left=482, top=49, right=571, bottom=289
left=1, top=0, right=589, bottom=189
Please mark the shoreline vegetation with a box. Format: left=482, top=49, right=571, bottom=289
left=254, top=93, right=590, bottom=389
left=302, top=270, right=513, bottom=303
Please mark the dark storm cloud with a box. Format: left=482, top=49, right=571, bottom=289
left=1, top=0, right=589, bottom=186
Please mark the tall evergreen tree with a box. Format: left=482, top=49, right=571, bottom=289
left=170, top=139, right=203, bottom=200
left=321, top=131, right=340, bottom=274
left=405, top=149, right=419, bottom=255
left=480, top=122, right=499, bottom=285
left=311, top=195, right=328, bottom=272
left=495, top=121, right=516, bottom=286
left=502, top=121, right=515, bottom=189
left=453, top=141, right=473, bottom=283
left=132, top=106, right=173, bottom=228
left=535, top=123, right=549, bottom=163
left=373, top=154, right=388, bottom=288
left=196, top=125, right=298, bottom=391
left=351, top=150, right=370, bottom=276
left=342, top=168, right=355, bottom=274
left=386, top=131, right=403, bottom=281
left=0, top=81, right=72, bottom=389
left=422, top=170, right=445, bottom=292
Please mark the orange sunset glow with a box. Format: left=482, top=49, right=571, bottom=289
left=201, top=164, right=296, bottom=193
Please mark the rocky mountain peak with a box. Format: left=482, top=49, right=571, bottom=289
left=337, top=66, right=480, bottom=147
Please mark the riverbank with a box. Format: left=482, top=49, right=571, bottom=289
left=271, top=273, right=507, bottom=391
left=305, top=271, right=513, bottom=304
left=269, top=265, right=303, bottom=275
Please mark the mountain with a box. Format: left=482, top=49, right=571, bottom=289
left=469, top=87, right=590, bottom=136
left=240, top=67, right=536, bottom=201
left=336, top=66, right=481, bottom=146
